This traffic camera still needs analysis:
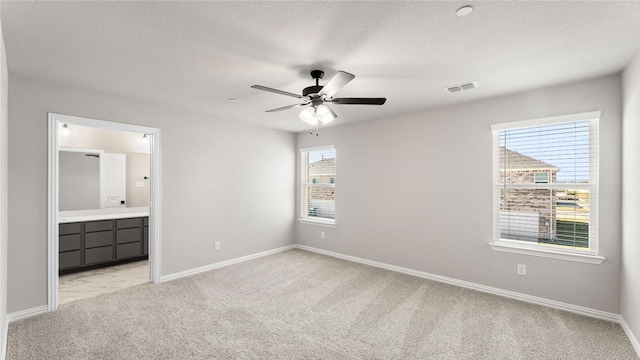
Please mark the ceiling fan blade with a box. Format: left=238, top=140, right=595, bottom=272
left=319, top=71, right=355, bottom=97
left=326, top=97, right=387, bottom=105
left=251, top=85, right=306, bottom=100
left=265, top=103, right=308, bottom=113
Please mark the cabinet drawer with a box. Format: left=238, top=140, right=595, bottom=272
left=117, top=228, right=141, bottom=244
left=85, top=246, right=113, bottom=265
left=117, top=218, right=142, bottom=229
left=85, top=231, right=113, bottom=248
left=143, top=217, right=149, bottom=226
left=117, top=242, right=141, bottom=259
left=59, top=234, right=81, bottom=252
left=85, top=220, right=113, bottom=233
left=59, top=223, right=81, bottom=235
left=59, top=250, right=81, bottom=270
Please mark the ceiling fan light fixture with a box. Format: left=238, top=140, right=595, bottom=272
left=299, top=107, right=319, bottom=126
left=299, top=105, right=336, bottom=126
left=316, top=104, right=335, bottom=125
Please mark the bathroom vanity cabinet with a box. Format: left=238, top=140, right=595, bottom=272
left=59, top=216, right=149, bottom=274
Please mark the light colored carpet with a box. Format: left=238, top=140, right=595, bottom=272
left=7, top=249, right=638, bottom=359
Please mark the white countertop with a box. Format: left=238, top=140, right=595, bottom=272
left=59, top=207, right=149, bottom=223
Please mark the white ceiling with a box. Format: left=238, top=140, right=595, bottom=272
left=2, top=1, right=639, bottom=133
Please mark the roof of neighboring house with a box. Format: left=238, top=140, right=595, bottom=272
left=309, top=158, right=335, bottom=175
left=499, top=147, right=559, bottom=171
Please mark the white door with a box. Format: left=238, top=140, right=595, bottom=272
left=100, top=153, right=126, bottom=208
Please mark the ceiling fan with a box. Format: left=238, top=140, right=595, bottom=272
left=251, top=70, right=386, bottom=127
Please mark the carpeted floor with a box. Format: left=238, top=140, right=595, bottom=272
left=7, top=249, right=638, bottom=359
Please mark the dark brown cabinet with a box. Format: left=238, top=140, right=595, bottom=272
left=116, top=217, right=143, bottom=260
left=59, top=216, right=148, bottom=273
left=59, top=223, right=83, bottom=269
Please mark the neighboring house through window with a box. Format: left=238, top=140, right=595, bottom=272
left=490, top=111, right=603, bottom=264
left=300, top=146, right=336, bottom=225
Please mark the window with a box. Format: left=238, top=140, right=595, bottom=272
left=300, top=146, right=336, bottom=225
left=490, top=111, right=603, bottom=264
left=534, top=172, right=549, bottom=184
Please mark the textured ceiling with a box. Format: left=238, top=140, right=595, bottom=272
left=2, top=1, right=640, bottom=132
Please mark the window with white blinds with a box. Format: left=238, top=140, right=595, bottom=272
left=300, top=146, right=336, bottom=225
left=491, top=111, right=600, bottom=258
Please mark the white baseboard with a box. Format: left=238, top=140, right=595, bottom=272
left=620, top=316, right=640, bottom=357
left=295, top=244, right=620, bottom=323
left=160, top=244, right=296, bottom=283
left=7, top=305, right=48, bottom=323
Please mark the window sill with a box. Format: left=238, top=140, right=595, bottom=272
left=489, top=241, right=604, bottom=264
left=298, top=218, right=336, bottom=228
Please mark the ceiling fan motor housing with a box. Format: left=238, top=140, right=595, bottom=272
left=303, top=70, right=326, bottom=97
left=302, top=85, right=324, bottom=97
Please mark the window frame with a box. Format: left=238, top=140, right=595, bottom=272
left=489, top=111, right=604, bottom=264
left=299, top=145, right=336, bottom=227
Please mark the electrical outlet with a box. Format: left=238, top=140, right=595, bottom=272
left=517, top=264, right=526, bottom=276
left=321, top=231, right=325, bottom=239
left=214, top=241, right=220, bottom=250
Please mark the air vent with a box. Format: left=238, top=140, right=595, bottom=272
left=445, top=81, right=478, bottom=94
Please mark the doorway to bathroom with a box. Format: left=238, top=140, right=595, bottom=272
left=47, top=113, right=161, bottom=311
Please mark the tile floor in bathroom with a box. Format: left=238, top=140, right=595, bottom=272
left=58, top=260, right=149, bottom=305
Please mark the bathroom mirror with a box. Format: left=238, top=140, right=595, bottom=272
left=59, top=148, right=149, bottom=211
left=59, top=150, right=102, bottom=211
left=58, top=124, right=150, bottom=212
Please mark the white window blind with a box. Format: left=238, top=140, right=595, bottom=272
left=492, top=111, right=599, bottom=255
left=301, top=146, right=336, bottom=223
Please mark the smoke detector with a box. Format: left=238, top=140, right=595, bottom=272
left=444, top=81, right=479, bottom=94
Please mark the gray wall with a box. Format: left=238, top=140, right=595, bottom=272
left=58, top=151, right=100, bottom=211
left=0, top=14, right=8, bottom=359
left=7, top=74, right=296, bottom=313
left=297, top=74, right=623, bottom=313
left=622, top=51, right=640, bottom=347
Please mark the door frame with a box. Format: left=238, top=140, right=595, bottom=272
left=47, top=113, right=162, bottom=311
